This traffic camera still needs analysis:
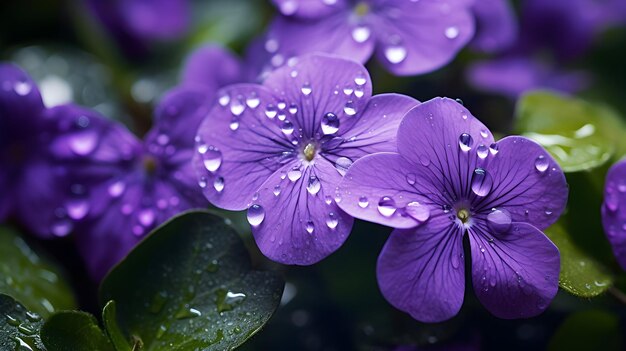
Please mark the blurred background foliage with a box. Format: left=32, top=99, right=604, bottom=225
left=1, top=0, right=626, bottom=350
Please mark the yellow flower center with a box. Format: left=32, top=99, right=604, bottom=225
left=355, top=2, right=370, bottom=17
left=457, top=208, right=471, bottom=223
left=303, top=143, right=316, bottom=161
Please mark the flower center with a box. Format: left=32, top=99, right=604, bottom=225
left=354, top=2, right=370, bottom=17
left=143, top=155, right=159, bottom=174
left=303, top=143, right=316, bottom=162
left=457, top=208, right=471, bottom=223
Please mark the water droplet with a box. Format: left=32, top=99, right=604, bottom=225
left=175, top=305, right=202, bottom=319
left=384, top=45, right=407, bottom=64
left=229, top=119, right=239, bottom=131
left=445, top=26, right=459, bottom=39
left=287, top=167, right=302, bottom=181
left=307, top=175, right=321, bottom=195
left=321, top=112, right=340, bottom=134
left=406, top=173, right=416, bottom=185
left=352, top=26, right=371, bottom=43
left=281, top=120, right=294, bottom=135
left=418, top=154, right=430, bottom=166
left=218, top=93, right=230, bottom=106
left=354, top=75, right=367, bottom=86
left=476, top=144, right=489, bottom=159
left=247, top=204, right=265, bottom=226
left=480, top=129, right=489, bottom=138
left=246, top=94, right=260, bottom=108
left=14, top=81, right=32, bottom=96
left=487, top=209, right=511, bottom=233
left=216, top=289, right=247, bottom=313
left=326, top=212, right=339, bottom=229
left=305, top=221, right=315, bottom=234
left=335, top=157, right=353, bottom=176
left=459, top=133, right=473, bottom=151
left=377, top=196, right=396, bottom=217
left=344, top=101, right=357, bottom=116
left=265, top=104, right=277, bottom=118
left=69, top=131, right=98, bottom=155
left=301, top=83, right=312, bottom=96
left=535, top=155, right=549, bottom=172
left=230, top=99, right=245, bottom=116
left=138, top=209, right=155, bottom=227
left=404, top=202, right=430, bottom=222
left=51, top=220, right=73, bottom=237
left=202, top=147, right=222, bottom=172
left=66, top=200, right=89, bottom=220
left=213, top=177, right=225, bottom=192
left=471, top=168, right=493, bottom=197
left=358, top=196, right=369, bottom=208
left=489, top=143, right=499, bottom=155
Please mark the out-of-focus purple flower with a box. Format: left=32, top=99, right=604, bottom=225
left=338, top=98, right=568, bottom=322
left=181, top=45, right=245, bottom=96
left=467, top=0, right=625, bottom=98
left=601, top=159, right=626, bottom=271
left=254, top=0, right=475, bottom=77
left=86, top=0, right=190, bottom=55
left=68, top=88, right=210, bottom=280
left=193, top=54, right=420, bottom=264
left=470, top=0, right=517, bottom=53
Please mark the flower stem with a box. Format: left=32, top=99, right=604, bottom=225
left=608, top=286, right=626, bottom=305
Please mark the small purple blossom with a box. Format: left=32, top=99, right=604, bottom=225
left=602, top=159, right=626, bottom=270
left=192, top=54, right=420, bottom=264
left=254, top=0, right=475, bottom=77
left=338, top=98, right=568, bottom=322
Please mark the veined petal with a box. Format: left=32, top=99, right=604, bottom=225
left=468, top=222, right=560, bottom=319
left=602, top=159, right=626, bottom=270
left=250, top=159, right=353, bottom=265
left=377, top=211, right=465, bottom=323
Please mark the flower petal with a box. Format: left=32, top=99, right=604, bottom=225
left=372, top=0, right=474, bottom=75
left=181, top=45, right=243, bottom=96
left=336, top=93, right=420, bottom=158
left=263, top=54, right=373, bottom=137
left=377, top=212, right=465, bottom=323
left=120, top=0, right=190, bottom=40
left=476, top=136, right=568, bottom=231
left=251, top=158, right=353, bottom=265
left=271, top=0, right=346, bottom=19
left=192, top=84, right=297, bottom=210
left=0, top=63, right=45, bottom=131
left=468, top=222, right=560, bottom=319
left=470, top=0, right=517, bottom=53
left=338, top=153, right=435, bottom=228
left=397, top=97, right=495, bottom=203
left=601, top=159, right=626, bottom=270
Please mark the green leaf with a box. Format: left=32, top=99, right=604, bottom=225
left=102, top=301, right=132, bottom=351
left=0, top=293, right=46, bottom=351
left=100, top=211, right=284, bottom=351
left=548, top=310, right=623, bottom=351
left=515, top=91, right=626, bottom=172
left=544, top=222, right=613, bottom=297
left=40, top=311, right=114, bottom=351
left=0, top=227, right=76, bottom=317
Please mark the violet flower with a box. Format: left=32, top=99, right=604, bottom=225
left=192, top=54, right=420, bottom=264
left=255, top=0, right=475, bottom=77
left=338, top=98, right=568, bottom=322
left=602, top=159, right=626, bottom=271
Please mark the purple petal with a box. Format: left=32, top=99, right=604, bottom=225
left=397, top=97, right=495, bottom=199
left=470, top=0, right=517, bottom=53
left=181, top=45, right=243, bottom=96
left=372, top=0, right=475, bottom=75
left=477, top=136, right=568, bottom=231
left=468, top=222, right=560, bottom=319
left=271, top=0, right=346, bottom=19
left=263, top=54, right=373, bottom=138
left=377, top=211, right=465, bottom=323
left=337, top=94, right=420, bottom=158
left=119, top=0, right=190, bottom=40
left=192, top=84, right=296, bottom=210
left=338, top=153, right=433, bottom=229
left=601, top=159, right=626, bottom=270
left=251, top=159, right=353, bottom=265
left=467, top=57, right=590, bottom=98
left=0, top=63, right=45, bottom=130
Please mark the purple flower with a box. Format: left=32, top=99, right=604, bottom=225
left=192, top=54, right=420, bottom=264
left=255, top=0, right=475, bottom=77
left=602, top=159, right=626, bottom=271
left=67, top=88, right=211, bottom=279
left=470, top=0, right=517, bottom=53
left=338, top=98, right=568, bottom=322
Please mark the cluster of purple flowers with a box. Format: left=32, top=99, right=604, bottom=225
left=4, top=0, right=626, bottom=323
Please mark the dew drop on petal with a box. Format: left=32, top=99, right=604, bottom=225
left=335, top=157, right=353, bottom=176
left=66, top=200, right=89, bottom=220
left=246, top=94, right=260, bottom=108
left=273, top=185, right=281, bottom=196
left=406, top=173, right=416, bottom=185
left=213, top=177, right=225, bottom=192
left=13, top=81, right=32, bottom=96
left=69, top=131, right=99, bottom=156
left=51, top=220, right=73, bottom=237
left=471, top=168, right=493, bottom=197
left=326, top=212, right=338, bottom=229
left=489, top=143, right=499, bottom=155
left=344, top=101, right=357, bottom=116
left=535, top=155, right=549, bottom=172
left=321, top=112, right=340, bottom=135
left=108, top=181, right=125, bottom=198
left=377, top=196, right=396, bottom=217
left=281, top=120, right=294, bottom=135
left=301, top=83, right=312, bottom=96
left=229, top=119, right=239, bottom=131
left=384, top=45, right=407, bottom=64
left=218, top=93, right=230, bottom=106
left=265, top=104, right=277, bottom=118
left=354, top=75, right=366, bottom=86
left=476, top=144, right=489, bottom=159
left=305, top=221, right=315, bottom=234
left=202, top=147, right=222, bottom=172
left=445, top=26, right=459, bottom=39
left=247, top=204, right=265, bottom=226
left=358, top=196, right=369, bottom=208
left=307, top=175, right=321, bottom=195
left=487, top=208, right=512, bottom=233
left=139, top=208, right=155, bottom=227
left=230, top=99, right=245, bottom=116
left=458, top=133, right=473, bottom=152
left=287, top=167, right=302, bottom=181
left=351, top=26, right=371, bottom=43
left=404, top=202, right=430, bottom=222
